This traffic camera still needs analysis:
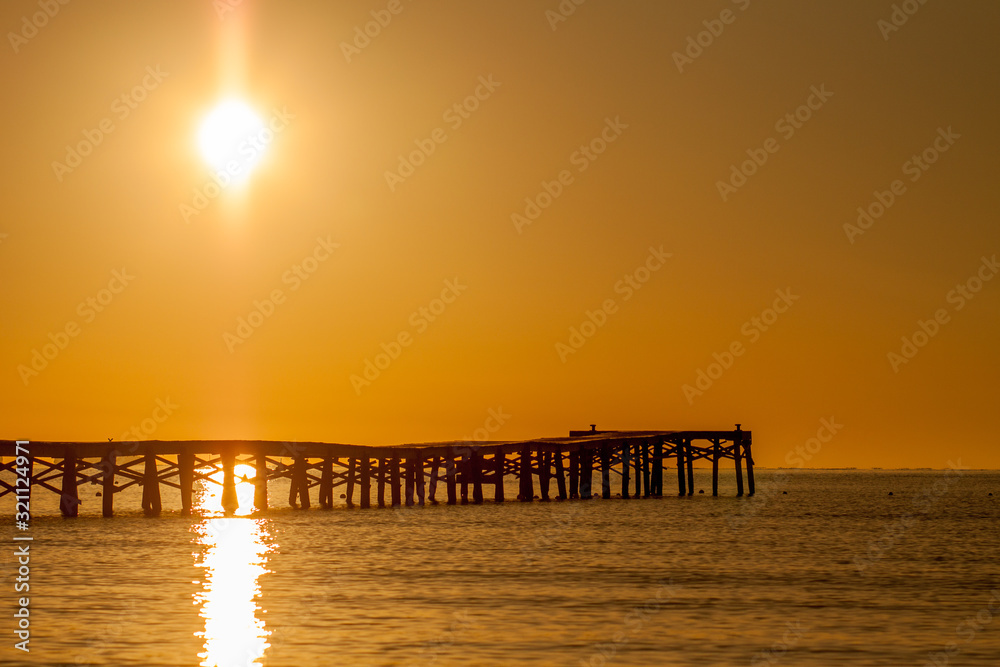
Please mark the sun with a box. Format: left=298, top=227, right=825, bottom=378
left=197, top=99, right=268, bottom=181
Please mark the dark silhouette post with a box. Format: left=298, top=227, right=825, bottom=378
left=493, top=449, right=505, bottom=502
left=142, top=449, right=161, bottom=516
left=59, top=448, right=79, bottom=518
left=580, top=447, right=593, bottom=499
left=621, top=441, right=630, bottom=498
left=711, top=439, right=720, bottom=497
left=346, top=457, right=357, bottom=508
left=252, top=450, right=267, bottom=510
left=428, top=456, right=439, bottom=504
left=676, top=440, right=686, bottom=496
left=446, top=454, right=457, bottom=505
left=360, top=457, right=371, bottom=508
left=102, top=449, right=117, bottom=517
left=319, top=457, right=333, bottom=509
left=733, top=429, right=744, bottom=497
left=554, top=448, right=567, bottom=500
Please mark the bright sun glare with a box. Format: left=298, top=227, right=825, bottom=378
left=197, top=99, right=267, bottom=180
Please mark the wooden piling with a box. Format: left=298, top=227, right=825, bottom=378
left=733, top=433, right=744, bottom=497
left=634, top=441, right=642, bottom=498
left=539, top=451, right=551, bottom=502
left=643, top=443, right=652, bottom=498
left=711, top=439, right=720, bottom=497
left=377, top=458, right=387, bottom=508
left=253, top=450, right=267, bottom=510
left=390, top=457, right=401, bottom=507
left=743, top=429, right=755, bottom=496
left=416, top=456, right=426, bottom=506
left=360, top=457, right=371, bottom=508
left=652, top=439, right=663, bottom=496
left=59, top=449, right=79, bottom=518
left=493, top=449, right=505, bottom=502
left=221, top=450, right=239, bottom=512
left=554, top=448, right=567, bottom=500
left=446, top=455, right=457, bottom=505
left=519, top=445, right=533, bottom=501
left=405, top=457, right=415, bottom=507
left=580, top=447, right=593, bottom=499
left=621, top=441, right=631, bottom=498
left=291, top=456, right=310, bottom=509
left=142, top=450, right=161, bottom=516
left=568, top=450, right=579, bottom=499
left=471, top=451, right=483, bottom=505
left=600, top=445, right=611, bottom=499
left=347, top=457, right=357, bottom=508
left=428, top=457, right=439, bottom=504
left=685, top=442, right=694, bottom=497
left=676, top=440, right=686, bottom=496
left=179, top=451, right=194, bottom=515
left=102, top=449, right=117, bottom=518
left=319, top=457, right=333, bottom=509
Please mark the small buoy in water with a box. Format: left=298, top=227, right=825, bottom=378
left=533, top=494, right=539, bottom=500
left=96, top=491, right=102, bottom=497
left=782, top=491, right=788, bottom=495
left=989, top=492, right=993, bottom=497
left=888, top=491, right=894, bottom=496
left=340, top=493, right=346, bottom=499
left=698, top=489, right=704, bottom=494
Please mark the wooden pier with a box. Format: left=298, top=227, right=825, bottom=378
left=0, top=426, right=754, bottom=517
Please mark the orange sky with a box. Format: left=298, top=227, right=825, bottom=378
left=1, top=0, right=998, bottom=468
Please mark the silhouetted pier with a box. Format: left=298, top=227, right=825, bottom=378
left=0, top=426, right=754, bottom=517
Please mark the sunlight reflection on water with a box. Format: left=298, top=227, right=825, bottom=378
left=193, top=463, right=273, bottom=667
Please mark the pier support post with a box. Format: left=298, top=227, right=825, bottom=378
left=742, top=428, right=754, bottom=496
left=252, top=451, right=267, bottom=510
left=390, top=457, right=401, bottom=508
left=734, top=433, right=744, bottom=497
left=471, top=451, right=483, bottom=504
left=428, top=457, right=440, bottom=505
left=142, top=450, right=161, bottom=516
left=685, top=442, right=694, bottom=497
left=459, top=453, right=470, bottom=505
left=405, top=457, right=415, bottom=507
left=493, top=449, right=505, bottom=503
left=580, top=447, right=593, bottom=499
left=102, top=449, right=117, bottom=518
left=539, top=451, right=551, bottom=501
left=180, top=451, right=195, bottom=515
left=568, top=450, right=579, bottom=499
left=360, top=457, right=371, bottom=508
left=554, top=448, right=567, bottom=500
left=221, top=451, right=239, bottom=513
left=676, top=440, right=686, bottom=496
left=643, top=443, right=652, bottom=498
left=446, top=455, right=457, bottom=505
left=621, top=441, right=631, bottom=498
left=600, top=445, right=611, bottom=499
left=290, top=456, right=310, bottom=509
left=416, top=456, right=426, bottom=506
left=652, top=439, right=663, bottom=496
left=519, top=446, right=533, bottom=501
left=60, top=449, right=79, bottom=518
left=634, top=441, right=642, bottom=498
left=712, top=439, right=720, bottom=497
left=377, top=458, right=387, bottom=508
left=319, top=457, right=333, bottom=509
left=347, top=457, right=357, bottom=508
